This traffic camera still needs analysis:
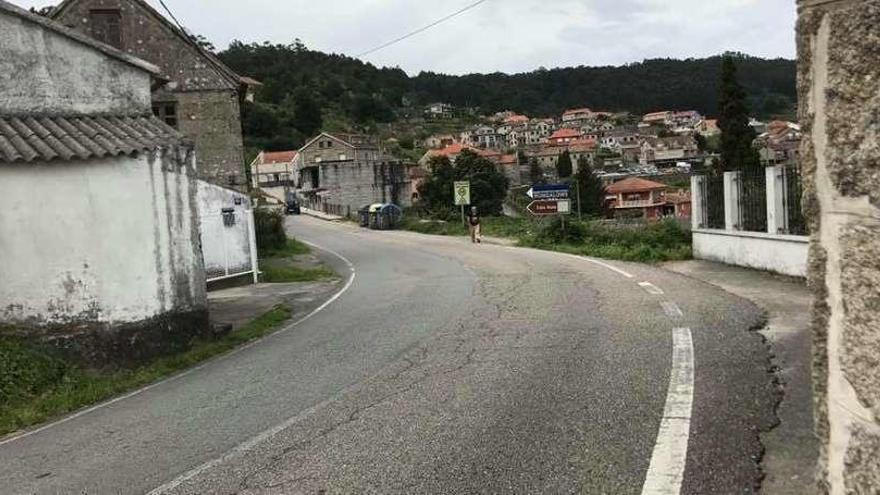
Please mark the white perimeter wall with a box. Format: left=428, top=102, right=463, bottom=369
left=197, top=181, right=256, bottom=282
left=0, top=153, right=206, bottom=326
left=693, top=229, right=809, bottom=277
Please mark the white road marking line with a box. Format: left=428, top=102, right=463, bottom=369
left=661, top=302, right=684, bottom=318
left=641, top=327, right=694, bottom=495
left=553, top=251, right=635, bottom=279
left=0, top=242, right=356, bottom=449
left=639, top=282, right=665, bottom=295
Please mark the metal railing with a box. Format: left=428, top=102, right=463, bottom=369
left=694, top=164, right=808, bottom=236
left=738, top=168, right=768, bottom=232
left=783, top=165, right=808, bottom=235
left=704, top=174, right=725, bottom=229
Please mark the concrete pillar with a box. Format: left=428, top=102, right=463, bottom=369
left=691, top=175, right=706, bottom=230
left=766, top=165, right=787, bottom=234
left=723, top=171, right=741, bottom=231
left=798, top=0, right=880, bottom=492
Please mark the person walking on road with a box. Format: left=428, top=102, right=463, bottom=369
left=467, top=206, right=481, bottom=244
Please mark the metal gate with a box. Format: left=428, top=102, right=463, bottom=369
left=202, top=208, right=258, bottom=283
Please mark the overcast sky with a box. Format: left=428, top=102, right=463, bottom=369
left=20, top=0, right=796, bottom=75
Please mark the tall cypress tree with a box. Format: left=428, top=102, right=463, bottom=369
left=575, top=157, right=606, bottom=217
left=717, top=55, right=761, bottom=172
left=556, top=150, right=573, bottom=179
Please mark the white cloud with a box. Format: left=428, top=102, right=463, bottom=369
left=16, top=0, right=796, bottom=74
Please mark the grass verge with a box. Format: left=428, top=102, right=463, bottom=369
left=259, top=238, right=337, bottom=283
left=399, top=215, right=692, bottom=263
left=0, top=305, right=291, bottom=437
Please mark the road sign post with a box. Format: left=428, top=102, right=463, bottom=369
left=454, top=181, right=470, bottom=225
left=527, top=184, right=571, bottom=234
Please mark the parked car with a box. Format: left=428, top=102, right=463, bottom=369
left=285, top=193, right=301, bottom=215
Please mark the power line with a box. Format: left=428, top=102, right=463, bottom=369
left=156, top=0, right=189, bottom=36
left=355, top=0, right=491, bottom=58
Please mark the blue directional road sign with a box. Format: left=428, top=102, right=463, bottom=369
left=527, top=183, right=570, bottom=200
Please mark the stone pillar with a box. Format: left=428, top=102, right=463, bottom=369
left=766, top=165, right=787, bottom=235
left=798, top=1, right=880, bottom=492
left=691, top=175, right=706, bottom=230
left=723, top=171, right=741, bottom=231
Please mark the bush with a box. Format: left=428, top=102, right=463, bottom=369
left=520, top=218, right=692, bottom=263
left=539, top=217, right=587, bottom=244
left=0, top=338, right=68, bottom=406
left=254, top=208, right=287, bottom=251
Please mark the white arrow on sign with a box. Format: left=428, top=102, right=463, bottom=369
left=526, top=187, right=534, bottom=199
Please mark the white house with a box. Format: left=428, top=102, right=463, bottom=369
left=0, top=1, right=209, bottom=366
left=249, top=150, right=297, bottom=202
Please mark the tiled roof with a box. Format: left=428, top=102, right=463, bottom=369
left=432, top=143, right=471, bottom=156
left=0, top=114, right=183, bottom=164
left=563, top=108, right=592, bottom=115
left=260, top=150, right=298, bottom=164
left=550, top=128, right=582, bottom=140
left=606, top=177, right=668, bottom=194
left=504, top=115, right=529, bottom=124
left=642, top=111, right=671, bottom=121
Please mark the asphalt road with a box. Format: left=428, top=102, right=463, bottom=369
left=0, top=216, right=778, bottom=494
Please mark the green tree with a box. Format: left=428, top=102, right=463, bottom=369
left=574, top=157, right=606, bottom=217
left=453, top=150, right=510, bottom=216
left=717, top=55, right=761, bottom=172
left=417, top=151, right=509, bottom=217
left=528, top=157, right=543, bottom=185
left=556, top=150, right=573, bottom=179
left=291, top=89, right=323, bottom=137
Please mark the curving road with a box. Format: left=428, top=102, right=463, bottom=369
left=0, top=215, right=777, bottom=494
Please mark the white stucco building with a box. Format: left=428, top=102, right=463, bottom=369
left=0, top=1, right=208, bottom=366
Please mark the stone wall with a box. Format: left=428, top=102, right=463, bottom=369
left=0, top=149, right=209, bottom=368
left=0, top=8, right=151, bottom=115
left=174, top=89, right=246, bottom=188
left=297, top=135, right=412, bottom=214
left=797, top=0, right=880, bottom=492
left=53, top=0, right=247, bottom=190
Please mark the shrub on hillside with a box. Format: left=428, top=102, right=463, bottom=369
left=254, top=208, right=287, bottom=251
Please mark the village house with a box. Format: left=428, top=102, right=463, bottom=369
left=548, top=128, right=582, bottom=145
left=296, top=132, right=414, bottom=216
left=604, top=177, right=671, bottom=220
left=599, top=128, right=640, bottom=152
left=473, top=125, right=503, bottom=149
left=425, top=102, right=455, bottom=119
left=669, top=110, right=702, bottom=128
left=642, top=111, right=673, bottom=126
left=423, top=133, right=456, bottom=149
left=754, top=120, right=801, bottom=166
left=249, top=150, right=297, bottom=203
left=561, top=107, right=593, bottom=124
left=639, top=135, right=699, bottom=166
left=696, top=118, right=720, bottom=137
left=749, top=118, right=769, bottom=135
left=421, top=142, right=471, bottom=165
left=0, top=1, right=208, bottom=366
left=51, top=0, right=259, bottom=191
left=665, top=189, right=693, bottom=219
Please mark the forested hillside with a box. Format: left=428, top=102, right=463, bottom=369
left=218, top=41, right=796, bottom=153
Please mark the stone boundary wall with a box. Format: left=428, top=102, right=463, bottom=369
left=797, top=0, right=880, bottom=491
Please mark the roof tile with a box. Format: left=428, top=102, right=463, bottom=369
left=0, top=114, right=184, bottom=164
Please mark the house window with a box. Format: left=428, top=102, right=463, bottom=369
left=152, top=103, right=178, bottom=129
left=89, top=9, right=123, bottom=49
